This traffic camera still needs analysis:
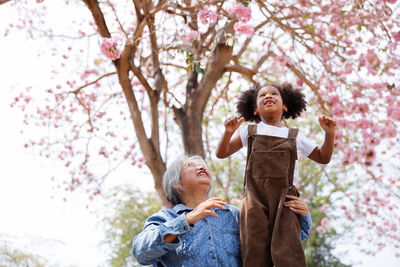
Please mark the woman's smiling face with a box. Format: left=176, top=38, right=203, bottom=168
left=178, top=159, right=212, bottom=195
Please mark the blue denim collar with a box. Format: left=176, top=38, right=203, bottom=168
left=173, top=203, right=229, bottom=214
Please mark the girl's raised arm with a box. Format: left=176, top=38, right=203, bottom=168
left=215, top=117, right=244, bottom=158
left=308, top=116, right=336, bottom=164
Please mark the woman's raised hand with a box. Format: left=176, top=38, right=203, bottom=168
left=185, top=198, right=227, bottom=225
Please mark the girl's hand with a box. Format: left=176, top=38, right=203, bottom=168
left=224, top=117, right=244, bottom=134
left=319, top=116, right=337, bottom=134
left=185, top=198, right=227, bottom=225
left=284, top=195, right=309, bottom=216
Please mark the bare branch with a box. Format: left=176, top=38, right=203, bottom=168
left=105, top=0, right=128, bottom=39
left=286, top=62, right=328, bottom=114
left=83, top=0, right=111, bottom=38
left=366, top=169, right=400, bottom=199
left=225, top=64, right=258, bottom=84
left=236, top=19, right=269, bottom=59
left=268, top=51, right=328, bottom=113
left=71, top=72, right=117, bottom=94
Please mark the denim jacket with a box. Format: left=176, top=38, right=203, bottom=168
left=132, top=204, right=311, bottom=267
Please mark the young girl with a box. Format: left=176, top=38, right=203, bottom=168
left=216, top=83, right=336, bottom=267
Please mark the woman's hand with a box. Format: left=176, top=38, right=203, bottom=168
left=185, top=198, right=227, bottom=225
left=224, top=117, right=244, bottom=134
left=284, top=195, right=309, bottom=216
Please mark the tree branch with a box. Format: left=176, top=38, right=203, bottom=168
left=83, top=0, right=111, bottom=38
left=236, top=19, right=269, bottom=59
left=71, top=72, right=117, bottom=94
left=0, top=0, right=12, bottom=5
left=225, top=64, right=257, bottom=84
left=285, top=61, right=328, bottom=114
left=196, top=20, right=235, bottom=114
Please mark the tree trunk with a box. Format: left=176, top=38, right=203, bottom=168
left=174, top=22, right=235, bottom=158
left=175, top=107, right=205, bottom=158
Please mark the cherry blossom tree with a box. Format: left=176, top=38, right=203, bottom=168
left=3, top=0, right=400, bottom=256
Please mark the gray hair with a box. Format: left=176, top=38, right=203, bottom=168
left=162, top=155, right=207, bottom=206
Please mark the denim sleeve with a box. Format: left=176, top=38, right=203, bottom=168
left=132, top=212, right=192, bottom=265
left=300, top=213, right=312, bottom=241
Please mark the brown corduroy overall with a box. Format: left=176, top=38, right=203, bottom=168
left=240, top=125, right=307, bottom=267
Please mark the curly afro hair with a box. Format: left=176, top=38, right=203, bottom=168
left=236, top=82, right=307, bottom=122
left=236, top=85, right=260, bottom=123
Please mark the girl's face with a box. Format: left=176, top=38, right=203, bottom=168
left=254, top=86, right=286, bottom=122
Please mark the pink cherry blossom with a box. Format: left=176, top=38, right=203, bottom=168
left=234, top=22, right=254, bottom=37
left=381, top=124, right=397, bottom=138
left=316, top=226, right=325, bottom=234
left=393, top=31, right=400, bottom=42
left=321, top=218, right=331, bottom=230
left=346, top=48, right=357, bottom=55
left=100, top=37, right=121, bottom=60
left=131, top=80, right=141, bottom=87
left=184, top=30, right=200, bottom=43
left=80, top=69, right=99, bottom=81
left=197, top=7, right=217, bottom=26
left=229, top=3, right=251, bottom=23
left=320, top=203, right=329, bottom=214
left=331, top=103, right=344, bottom=117
left=388, top=103, right=400, bottom=121
left=367, top=65, right=378, bottom=76
left=296, top=79, right=303, bottom=86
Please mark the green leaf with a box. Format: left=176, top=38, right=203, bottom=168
left=195, top=65, right=205, bottom=76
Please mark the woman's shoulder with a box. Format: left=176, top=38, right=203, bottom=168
left=145, top=207, right=180, bottom=221
left=225, top=204, right=240, bottom=218
left=225, top=204, right=240, bottom=212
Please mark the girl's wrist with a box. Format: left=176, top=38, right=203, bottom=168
left=324, top=130, right=336, bottom=136
left=224, top=129, right=235, bottom=135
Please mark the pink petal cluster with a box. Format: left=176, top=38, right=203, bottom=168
left=100, top=37, right=121, bottom=60
left=393, top=31, right=400, bottom=42
left=316, top=226, right=325, bottom=234
left=388, top=102, right=400, bottom=121
left=320, top=203, right=329, bottom=214
left=321, top=218, right=331, bottom=231
left=234, top=22, right=254, bottom=37
left=229, top=3, right=251, bottom=22
left=184, top=30, right=200, bottom=43
left=198, top=7, right=217, bottom=26
left=80, top=69, right=99, bottom=81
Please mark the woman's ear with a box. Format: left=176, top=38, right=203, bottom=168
left=283, top=105, right=288, bottom=113
left=173, top=182, right=182, bottom=193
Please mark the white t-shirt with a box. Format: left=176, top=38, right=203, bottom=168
left=238, top=122, right=317, bottom=183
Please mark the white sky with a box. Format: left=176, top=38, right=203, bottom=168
left=0, top=2, right=400, bottom=267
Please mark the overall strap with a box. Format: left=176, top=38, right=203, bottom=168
left=288, top=128, right=299, bottom=140
left=246, top=124, right=257, bottom=162
left=244, top=124, right=257, bottom=190
left=248, top=124, right=257, bottom=136
left=287, top=128, right=299, bottom=188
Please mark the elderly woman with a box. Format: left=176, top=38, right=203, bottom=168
left=132, top=155, right=311, bottom=266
